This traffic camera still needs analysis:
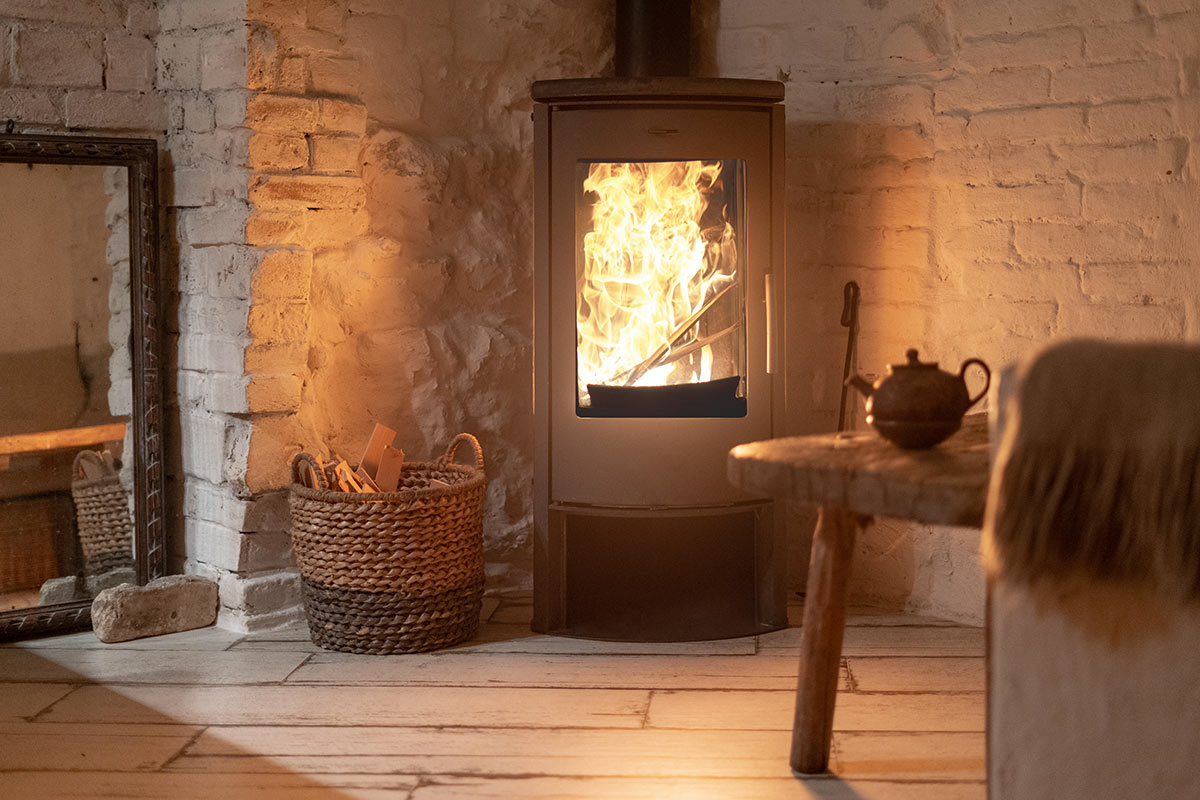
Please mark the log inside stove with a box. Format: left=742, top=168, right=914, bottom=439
left=579, top=283, right=746, bottom=418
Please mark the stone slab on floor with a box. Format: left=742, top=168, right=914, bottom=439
left=91, top=576, right=218, bottom=643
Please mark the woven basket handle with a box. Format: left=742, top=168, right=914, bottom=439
left=440, top=433, right=484, bottom=473
left=73, top=449, right=105, bottom=480
left=291, top=452, right=329, bottom=490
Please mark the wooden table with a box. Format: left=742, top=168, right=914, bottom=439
left=727, top=414, right=990, bottom=774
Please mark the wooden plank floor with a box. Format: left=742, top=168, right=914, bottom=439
left=0, top=594, right=985, bottom=799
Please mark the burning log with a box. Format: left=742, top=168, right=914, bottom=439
left=605, top=281, right=738, bottom=387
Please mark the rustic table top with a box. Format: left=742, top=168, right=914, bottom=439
left=728, top=414, right=990, bottom=527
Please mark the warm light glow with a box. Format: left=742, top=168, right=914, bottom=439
left=576, top=160, right=737, bottom=403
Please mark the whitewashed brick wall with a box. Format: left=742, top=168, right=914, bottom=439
left=237, top=0, right=612, bottom=601
left=11, top=0, right=1191, bottom=629
left=718, top=0, right=1200, bottom=622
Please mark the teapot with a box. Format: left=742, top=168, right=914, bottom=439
left=846, top=349, right=991, bottom=449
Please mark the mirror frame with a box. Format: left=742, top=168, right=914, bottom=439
left=0, top=133, right=165, bottom=639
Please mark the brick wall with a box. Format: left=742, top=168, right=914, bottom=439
left=9, top=0, right=1193, bottom=628
left=0, top=1, right=161, bottom=132
left=238, top=0, right=611, bottom=600
left=718, top=1, right=1200, bottom=621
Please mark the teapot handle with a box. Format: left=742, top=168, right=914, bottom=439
left=960, top=358, right=991, bottom=408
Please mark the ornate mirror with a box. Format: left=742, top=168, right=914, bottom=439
left=0, top=133, right=165, bottom=639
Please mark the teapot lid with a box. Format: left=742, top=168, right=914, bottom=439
left=891, top=348, right=938, bottom=371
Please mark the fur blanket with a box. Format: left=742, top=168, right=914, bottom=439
left=984, top=339, right=1200, bottom=603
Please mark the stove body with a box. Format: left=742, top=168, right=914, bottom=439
left=532, top=78, right=787, bottom=641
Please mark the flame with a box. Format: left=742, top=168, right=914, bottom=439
left=576, top=160, right=737, bottom=403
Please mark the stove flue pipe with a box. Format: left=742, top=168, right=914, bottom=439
left=614, top=0, right=691, bottom=78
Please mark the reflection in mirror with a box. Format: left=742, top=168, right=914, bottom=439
left=0, top=163, right=135, bottom=613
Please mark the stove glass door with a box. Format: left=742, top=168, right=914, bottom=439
left=574, top=158, right=747, bottom=418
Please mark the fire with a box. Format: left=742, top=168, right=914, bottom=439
left=576, top=160, right=737, bottom=404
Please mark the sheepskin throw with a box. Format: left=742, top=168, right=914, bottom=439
left=984, top=339, right=1200, bottom=603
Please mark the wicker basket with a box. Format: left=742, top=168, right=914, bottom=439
left=288, top=433, right=487, bottom=654
left=70, top=450, right=135, bottom=575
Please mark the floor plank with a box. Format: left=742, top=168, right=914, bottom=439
left=287, top=652, right=831, bottom=691
left=0, top=648, right=310, bottom=684
left=407, top=776, right=985, bottom=799
left=759, top=625, right=985, bottom=656
left=832, top=732, right=987, bottom=780
left=40, top=684, right=651, bottom=728
left=647, top=689, right=985, bottom=732
left=3, top=626, right=245, bottom=651
left=0, top=772, right=417, bottom=800
left=0, top=719, right=192, bottom=771
left=847, top=657, right=985, bottom=692
left=0, top=683, right=75, bottom=720
left=179, top=726, right=798, bottom=778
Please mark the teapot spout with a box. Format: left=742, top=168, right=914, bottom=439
left=845, top=374, right=874, bottom=398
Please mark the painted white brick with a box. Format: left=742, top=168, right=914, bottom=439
left=1057, top=301, right=1187, bottom=340
left=963, top=106, right=1088, bottom=147
left=1054, top=139, right=1188, bottom=183
left=13, top=27, right=102, bottom=87
left=836, top=83, right=934, bottom=128
left=217, top=569, right=302, bottom=617
left=177, top=369, right=208, bottom=405
left=172, top=167, right=217, bottom=207
left=161, top=0, right=245, bottom=30
left=178, top=333, right=247, bottom=372
left=182, top=94, right=216, bottom=133
left=1079, top=261, right=1195, bottom=301
left=182, top=519, right=244, bottom=572
left=959, top=29, right=1085, bottom=70
left=948, top=182, right=1081, bottom=222
left=103, top=33, right=156, bottom=92
left=722, top=0, right=822, bottom=29
left=201, top=27, right=247, bottom=91
left=934, top=141, right=1063, bottom=187
left=206, top=371, right=251, bottom=413
left=212, top=89, right=248, bottom=127
left=181, top=204, right=250, bottom=245
left=177, top=293, right=250, bottom=340
left=1083, top=19, right=1159, bottom=63
left=0, top=88, right=63, bottom=125
left=1052, top=58, right=1179, bottom=104
left=935, top=67, right=1051, bottom=113
left=64, top=89, right=166, bottom=130
left=1083, top=181, right=1195, bottom=222
left=1014, top=220, right=1158, bottom=264
left=956, top=0, right=1142, bottom=37
left=179, top=409, right=234, bottom=484
left=959, top=259, right=1084, bottom=302
left=2, top=0, right=123, bottom=26
left=940, top=221, right=1014, bottom=266
left=157, top=33, right=202, bottom=90
left=192, top=243, right=261, bottom=299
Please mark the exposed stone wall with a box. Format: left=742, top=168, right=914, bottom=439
left=719, top=1, right=1200, bottom=622
left=239, top=0, right=612, bottom=599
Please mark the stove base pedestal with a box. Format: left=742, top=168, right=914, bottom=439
left=533, top=501, right=786, bottom=642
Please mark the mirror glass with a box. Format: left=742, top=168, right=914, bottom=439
left=0, top=162, right=136, bottom=613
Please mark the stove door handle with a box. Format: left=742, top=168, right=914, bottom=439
left=765, top=272, right=779, bottom=375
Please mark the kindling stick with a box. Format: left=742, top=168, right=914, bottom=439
left=606, top=280, right=738, bottom=387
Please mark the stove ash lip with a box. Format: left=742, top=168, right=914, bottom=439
left=531, top=76, right=784, bottom=105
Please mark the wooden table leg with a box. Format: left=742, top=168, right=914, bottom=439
left=790, top=504, right=859, bottom=774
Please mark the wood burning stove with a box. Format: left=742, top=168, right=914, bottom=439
left=530, top=76, right=788, bottom=641
left=531, top=0, right=787, bottom=641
